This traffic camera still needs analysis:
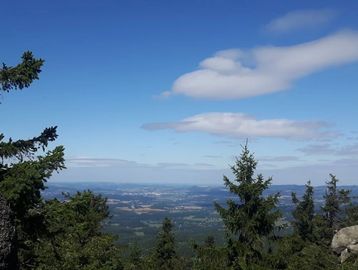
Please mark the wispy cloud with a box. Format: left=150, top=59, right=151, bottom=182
left=166, top=31, right=358, bottom=100
left=259, top=156, right=301, bottom=162
left=66, top=157, right=146, bottom=168
left=61, top=156, right=358, bottom=185
left=265, top=9, right=337, bottom=33
left=66, top=157, right=214, bottom=170
left=203, top=155, right=221, bottom=159
left=142, top=112, right=336, bottom=140
left=338, top=144, right=358, bottom=156
left=299, top=143, right=358, bottom=156
left=261, top=157, right=358, bottom=185
left=298, top=143, right=334, bottom=155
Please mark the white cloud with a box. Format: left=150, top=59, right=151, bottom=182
left=259, top=155, right=300, bottom=162
left=167, top=31, right=358, bottom=100
left=142, top=112, right=336, bottom=140
left=261, top=157, right=358, bottom=185
left=338, top=143, right=358, bottom=156
left=66, top=157, right=214, bottom=170
left=298, top=143, right=334, bottom=155
left=55, top=156, right=358, bottom=185
left=66, top=157, right=145, bottom=168
left=265, top=9, right=336, bottom=33
left=299, top=143, right=358, bottom=156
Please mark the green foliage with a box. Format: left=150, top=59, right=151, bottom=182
left=35, top=191, right=123, bottom=270
left=151, top=217, right=181, bottom=270
left=0, top=143, right=65, bottom=216
left=0, top=52, right=65, bottom=269
left=0, top=51, right=44, bottom=92
left=340, top=254, right=358, bottom=269
left=309, top=174, right=352, bottom=245
left=344, top=205, right=358, bottom=226
left=0, top=51, right=122, bottom=270
left=286, top=244, right=338, bottom=270
left=192, top=236, right=229, bottom=270
left=269, top=234, right=306, bottom=269
left=271, top=235, right=340, bottom=269
left=0, top=127, right=58, bottom=160
left=291, top=181, right=315, bottom=241
left=215, top=144, right=281, bottom=269
left=124, top=242, right=145, bottom=270
left=273, top=174, right=357, bottom=270
left=322, top=174, right=350, bottom=230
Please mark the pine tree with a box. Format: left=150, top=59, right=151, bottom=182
left=152, top=217, right=179, bottom=270
left=291, top=181, right=315, bottom=241
left=0, top=52, right=65, bottom=269
left=214, top=144, right=281, bottom=269
left=1, top=52, right=123, bottom=269
left=322, top=174, right=350, bottom=230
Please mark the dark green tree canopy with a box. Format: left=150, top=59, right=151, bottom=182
left=0, top=51, right=44, bottom=92
left=0, top=52, right=64, bottom=269
left=322, top=174, right=350, bottom=230
left=36, top=191, right=123, bottom=270
left=152, top=217, right=180, bottom=270
left=0, top=52, right=122, bottom=270
left=215, top=144, right=281, bottom=269
left=291, top=181, right=315, bottom=241
left=192, top=236, right=228, bottom=270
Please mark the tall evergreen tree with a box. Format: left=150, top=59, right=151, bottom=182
left=215, top=144, right=281, bottom=269
left=322, top=174, right=350, bottom=230
left=1, top=52, right=122, bottom=269
left=291, top=181, right=315, bottom=241
left=0, top=52, right=65, bottom=269
left=152, top=217, right=179, bottom=270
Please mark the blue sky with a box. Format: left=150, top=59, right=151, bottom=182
left=1, top=0, right=358, bottom=185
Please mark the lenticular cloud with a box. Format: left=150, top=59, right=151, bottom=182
left=143, top=112, right=336, bottom=140
left=167, top=31, right=358, bottom=100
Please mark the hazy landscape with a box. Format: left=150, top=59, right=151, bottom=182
left=2, top=1, right=358, bottom=269
left=44, top=182, right=358, bottom=254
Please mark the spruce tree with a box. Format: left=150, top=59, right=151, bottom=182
left=1, top=52, right=123, bottom=269
left=215, top=144, right=281, bottom=269
left=152, top=217, right=179, bottom=270
left=291, top=181, right=315, bottom=241
left=0, top=52, right=65, bottom=269
left=322, top=174, right=350, bottom=230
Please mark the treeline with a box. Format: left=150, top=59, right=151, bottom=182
left=1, top=52, right=358, bottom=270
